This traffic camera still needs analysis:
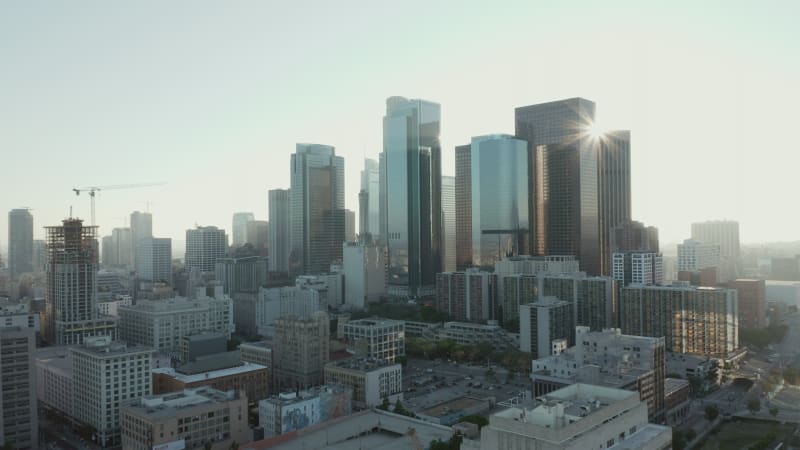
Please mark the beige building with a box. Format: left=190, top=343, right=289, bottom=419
left=342, top=318, right=404, bottom=363
left=463, top=384, right=671, bottom=450
left=71, top=337, right=154, bottom=447
left=35, top=347, right=73, bottom=418
left=240, top=341, right=273, bottom=369
left=121, top=387, right=248, bottom=450
left=273, top=311, right=330, bottom=389
left=324, top=358, right=402, bottom=408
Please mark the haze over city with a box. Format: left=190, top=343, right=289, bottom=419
left=2, top=0, right=799, bottom=249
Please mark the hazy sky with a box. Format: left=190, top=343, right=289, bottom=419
left=2, top=1, right=799, bottom=255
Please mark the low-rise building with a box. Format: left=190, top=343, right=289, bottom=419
left=121, top=387, right=249, bottom=450
left=258, top=385, right=352, bottom=437
left=96, top=294, right=132, bottom=317
left=417, top=396, right=493, bottom=426
left=273, top=311, right=330, bottom=390
left=152, top=354, right=269, bottom=404
left=464, top=384, right=671, bottom=450
left=342, top=318, right=405, bottom=363
left=35, top=347, right=73, bottom=418
left=239, top=341, right=273, bottom=369
left=324, top=358, right=402, bottom=408
left=519, top=297, right=574, bottom=358
left=664, top=378, right=690, bottom=426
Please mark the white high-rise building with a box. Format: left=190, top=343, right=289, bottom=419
left=71, top=336, right=153, bottom=447
left=232, top=212, right=255, bottom=247
left=185, top=226, right=227, bottom=273
left=343, top=242, right=385, bottom=309
left=677, top=239, right=720, bottom=274
left=442, top=175, right=456, bottom=272
left=691, top=220, right=741, bottom=282
left=612, top=252, right=663, bottom=286
left=130, top=211, right=153, bottom=270
left=343, top=319, right=405, bottom=363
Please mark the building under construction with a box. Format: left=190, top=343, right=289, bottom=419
left=44, top=218, right=117, bottom=345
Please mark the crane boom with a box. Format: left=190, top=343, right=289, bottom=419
left=72, top=182, right=166, bottom=226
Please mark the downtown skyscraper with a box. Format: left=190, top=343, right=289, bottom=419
left=455, top=134, right=529, bottom=270
left=380, top=96, right=442, bottom=297
left=515, top=97, right=631, bottom=276
left=359, top=158, right=380, bottom=241
left=289, top=143, right=345, bottom=276
left=268, top=189, right=290, bottom=273
left=7, top=208, right=33, bottom=277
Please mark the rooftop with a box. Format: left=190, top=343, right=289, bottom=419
left=261, top=385, right=350, bottom=406
left=345, top=318, right=404, bottom=328
left=153, top=361, right=266, bottom=383
left=125, top=388, right=240, bottom=419
left=176, top=350, right=241, bottom=375
left=327, top=357, right=400, bottom=372
left=70, top=337, right=153, bottom=358
left=183, top=331, right=227, bottom=343
left=119, top=296, right=227, bottom=313
left=665, top=378, right=690, bottom=396
left=419, top=396, right=490, bottom=419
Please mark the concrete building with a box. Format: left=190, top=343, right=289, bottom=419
left=342, top=318, right=405, bottom=363
left=258, top=385, right=352, bottom=438
left=442, top=175, right=456, bottom=272
left=435, top=321, right=516, bottom=349
left=268, top=189, right=291, bottom=274
left=295, top=271, right=343, bottom=307
left=44, top=218, right=118, bottom=346
left=531, top=327, right=666, bottom=421
left=35, top=347, right=73, bottom=419
left=96, top=294, right=131, bottom=317
left=692, top=220, right=741, bottom=282
left=32, top=239, right=47, bottom=273
left=273, top=311, right=330, bottom=389
left=71, top=337, right=153, bottom=447
left=324, top=358, right=403, bottom=408
left=121, top=387, right=249, bottom=450
left=455, top=135, right=530, bottom=269
left=118, top=294, right=233, bottom=355
left=0, top=301, right=40, bottom=334
left=731, top=279, right=767, bottom=329
left=152, top=357, right=269, bottom=404
left=104, top=227, right=133, bottom=269
left=214, top=256, right=268, bottom=295
left=0, top=327, right=38, bottom=449
left=664, top=378, right=691, bottom=426
left=289, top=144, right=345, bottom=276
left=7, top=208, right=33, bottom=278
left=612, top=252, right=663, bottom=286
left=515, top=98, right=601, bottom=275
left=610, top=220, right=659, bottom=254
left=417, top=396, right=493, bottom=426
left=178, top=331, right=227, bottom=363
left=380, top=97, right=442, bottom=298
left=135, top=237, right=172, bottom=285
left=502, top=273, right=616, bottom=331
left=436, top=269, right=498, bottom=322
left=765, top=280, right=800, bottom=307
left=677, top=238, right=720, bottom=284
left=233, top=285, right=321, bottom=337
left=342, top=242, right=385, bottom=309
left=619, top=283, right=738, bottom=357
left=494, top=255, right=580, bottom=276
left=185, top=226, right=227, bottom=274
left=359, top=158, right=380, bottom=241
left=246, top=220, right=270, bottom=257
left=243, top=409, right=456, bottom=450
left=232, top=212, right=255, bottom=247
left=239, top=341, right=273, bottom=369
left=465, top=384, right=671, bottom=450
left=519, top=297, right=574, bottom=358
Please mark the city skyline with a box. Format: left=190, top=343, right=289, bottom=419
left=2, top=1, right=799, bottom=250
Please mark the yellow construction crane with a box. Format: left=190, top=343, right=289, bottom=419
left=72, top=182, right=166, bottom=226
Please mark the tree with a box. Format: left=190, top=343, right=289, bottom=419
left=226, top=336, right=241, bottom=351
left=747, top=398, right=761, bottom=414
left=459, top=414, right=489, bottom=429
left=704, top=405, right=719, bottom=422
left=770, top=407, right=779, bottom=417
left=2, top=442, right=15, bottom=450
left=379, top=397, right=390, bottom=411
left=393, top=399, right=413, bottom=417
left=686, top=429, right=697, bottom=441
left=672, top=429, right=687, bottom=450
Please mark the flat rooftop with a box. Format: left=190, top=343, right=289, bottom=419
left=153, top=361, right=266, bottom=383
left=327, top=357, right=400, bottom=372
left=419, top=396, right=489, bottom=419
left=346, top=318, right=404, bottom=328
left=126, top=388, right=239, bottom=418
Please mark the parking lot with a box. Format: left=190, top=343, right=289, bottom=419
left=402, top=358, right=531, bottom=413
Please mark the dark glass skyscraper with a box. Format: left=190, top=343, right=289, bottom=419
left=516, top=98, right=598, bottom=273
left=289, top=143, right=345, bottom=276
left=380, top=97, right=442, bottom=297
left=598, top=130, right=632, bottom=275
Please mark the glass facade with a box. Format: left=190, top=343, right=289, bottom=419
left=441, top=175, right=456, bottom=272
left=360, top=158, right=380, bottom=240
left=470, top=135, right=529, bottom=269
left=289, top=144, right=345, bottom=276
left=515, top=98, right=602, bottom=275
left=598, top=130, right=632, bottom=275
left=381, top=97, right=441, bottom=297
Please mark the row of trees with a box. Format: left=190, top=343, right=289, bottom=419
left=350, top=302, right=450, bottom=323
left=739, top=324, right=789, bottom=348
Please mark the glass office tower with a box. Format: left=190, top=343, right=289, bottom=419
left=380, top=97, right=442, bottom=297
left=460, top=135, right=529, bottom=269
left=289, top=144, right=345, bottom=276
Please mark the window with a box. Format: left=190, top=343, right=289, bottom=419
left=607, top=439, right=614, bottom=447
